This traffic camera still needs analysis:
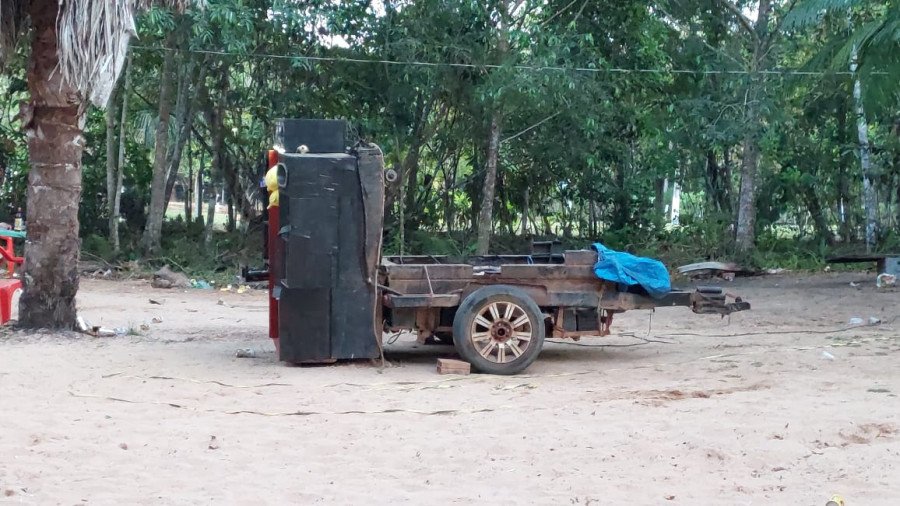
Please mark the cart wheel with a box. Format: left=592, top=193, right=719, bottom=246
left=452, top=285, right=545, bottom=375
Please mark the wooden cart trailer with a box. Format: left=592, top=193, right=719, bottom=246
left=380, top=250, right=750, bottom=375
left=250, top=118, right=750, bottom=375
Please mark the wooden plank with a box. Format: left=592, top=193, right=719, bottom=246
left=385, top=293, right=460, bottom=308
left=437, top=358, right=470, bottom=375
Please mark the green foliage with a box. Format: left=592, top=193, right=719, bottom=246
left=1, top=0, right=898, bottom=276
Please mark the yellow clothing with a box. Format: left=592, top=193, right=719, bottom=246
left=265, top=166, right=279, bottom=208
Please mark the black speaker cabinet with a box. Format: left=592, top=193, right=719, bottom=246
left=274, top=119, right=347, bottom=154
left=274, top=122, right=384, bottom=363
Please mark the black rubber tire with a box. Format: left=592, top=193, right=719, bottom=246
left=452, top=285, right=545, bottom=375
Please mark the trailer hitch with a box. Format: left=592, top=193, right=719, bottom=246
left=690, top=287, right=751, bottom=315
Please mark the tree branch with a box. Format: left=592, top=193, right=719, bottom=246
left=655, top=4, right=745, bottom=69
left=717, top=0, right=758, bottom=41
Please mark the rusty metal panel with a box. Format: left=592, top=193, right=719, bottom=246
left=390, top=307, right=417, bottom=329
left=385, top=279, right=471, bottom=296
left=358, top=147, right=385, bottom=286
left=385, top=294, right=460, bottom=308
left=498, top=264, right=596, bottom=280
left=383, top=264, right=474, bottom=280
left=546, top=291, right=600, bottom=307
left=563, top=250, right=597, bottom=266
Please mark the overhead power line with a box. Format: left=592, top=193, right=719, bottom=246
left=131, top=45, right=876, bottom=77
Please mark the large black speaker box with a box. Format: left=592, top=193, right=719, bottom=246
left=274, top=119, right=384, bottom=363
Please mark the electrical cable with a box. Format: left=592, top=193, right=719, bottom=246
left=130, top=45, right=877, bottom=77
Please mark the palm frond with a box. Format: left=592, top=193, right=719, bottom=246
left=831, top=18, right=883, bottom=67
left=133, top=108, right=158, bottom=146
left=782, top=0, right=860, bottom=30
left=56, top=0, right=202, bottom=107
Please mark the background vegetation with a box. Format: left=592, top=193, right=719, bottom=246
left=1, top=0, right=898, bottom=278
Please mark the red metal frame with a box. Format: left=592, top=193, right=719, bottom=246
left=266, top=150, right=281, bottom=352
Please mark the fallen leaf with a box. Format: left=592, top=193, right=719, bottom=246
left=665, top=495, right=675, bottom=501
left=149, top=299, right=162, bottom=305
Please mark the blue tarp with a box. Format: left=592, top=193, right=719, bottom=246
left=590, top=243, right=671, bottom=298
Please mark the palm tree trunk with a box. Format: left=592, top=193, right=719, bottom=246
left=19, top=0, right=83, bottom=328
left=142, top=37, right=176, bottom=254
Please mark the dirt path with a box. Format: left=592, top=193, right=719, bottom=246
left=1, top=273, right=899, bottom=504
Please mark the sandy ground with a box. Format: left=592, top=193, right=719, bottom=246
left=1, top=272, right=899, bottom=505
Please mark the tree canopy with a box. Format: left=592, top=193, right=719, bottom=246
left=1, top=0, right=898, bottom=287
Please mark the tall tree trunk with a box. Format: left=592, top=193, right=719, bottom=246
left=402, top=147, right=423, bottom=228
left=836, top=98, right=853, bottom=242
left=721, top=147, right=734, bottom=216
left=734, top=0, right=772, bottom=254
left=475, top=1, right=512, bottom=255
left=226, top=190, right=235, bottom=232
left=196, top=150, right=204, bottom=222
left=164, top=60, right=201, bottom=212
left=105, top=85, right=118, bottom=244
left=19, top=0, right=83, bottom=328
left=142, top=37, right=176, bottom=254
left=185, top=143, right=193, bottom=220
left=204, top=188, right=216, bottom=246
left=655, top=177, right=666, bottom=217
left=163, top=128, right=191, bottom=214
left=521, top=187, right=529, bottom=236
left=163, top=68, right=190, bottom=213
left=706, top=150, right=732, bottom=214
left=111, top=56, right=130, bottom=253
left=476, top=112, right=502, bottom=254
left=612, top=162, right=629, bottom=230
left=203, top=72, right=243, bottom=231
left=851, top=44, right=876, bottom=252
left=803, top=186, right=833, bottom=244
left=735, top=105, right=761, bottom=252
